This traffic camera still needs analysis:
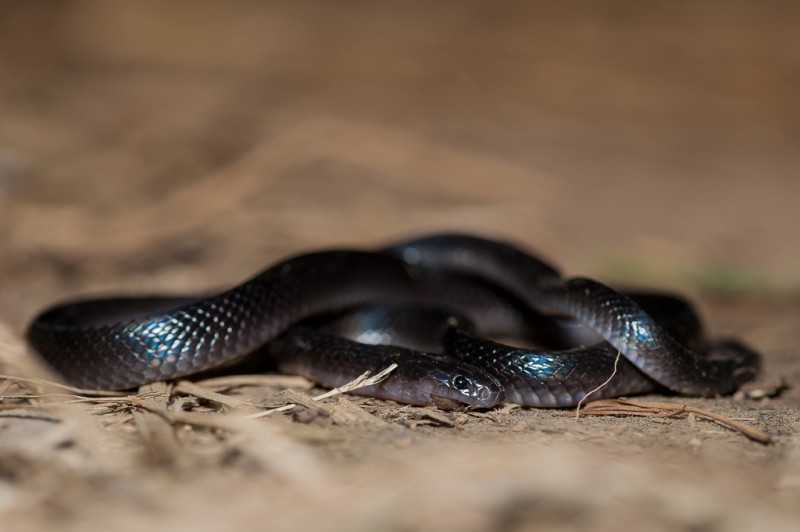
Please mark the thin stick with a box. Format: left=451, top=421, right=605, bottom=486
left=683, top=404, right=773, bottom=444
left=312, top=363, right=397, bottom=401
left=248, top=364, right=398, bottom=419
left=579, top=399, right=774, bottom=445
left=575, top=350, right=621, bottom=421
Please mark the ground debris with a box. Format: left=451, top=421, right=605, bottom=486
left=576, top=399, right=774, bottom=445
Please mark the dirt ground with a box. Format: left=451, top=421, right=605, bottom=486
left=1, top=2, right=799, bottom=531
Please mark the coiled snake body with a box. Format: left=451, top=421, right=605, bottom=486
left=27, top=234, right=760, bottom=408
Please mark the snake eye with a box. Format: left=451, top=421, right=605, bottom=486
left=452, top=375, right=471, bottom=392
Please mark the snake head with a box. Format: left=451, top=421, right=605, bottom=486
left=417, top=360, right=505, bottom=409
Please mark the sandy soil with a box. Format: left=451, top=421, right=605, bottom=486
left=1, top=2, right=799, bottom=531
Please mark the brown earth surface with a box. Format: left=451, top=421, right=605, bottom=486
left=0, top=2, right=799, bottom=531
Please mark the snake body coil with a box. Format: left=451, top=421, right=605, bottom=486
left=27, top=233, right=760, bottom=407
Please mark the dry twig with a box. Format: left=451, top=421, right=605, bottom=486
left=247, top=363, right=398, bottom=419
left=574, top=350, right=621, bottom=420
left=578, top=398, right=773, bottom=445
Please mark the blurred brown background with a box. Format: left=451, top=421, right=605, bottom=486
left=0, top=2, right=799, bottom=531
left=1, top=1, right=798, bottom=327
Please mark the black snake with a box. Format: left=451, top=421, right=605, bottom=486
left=27, top=233, right=760, bottom=407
